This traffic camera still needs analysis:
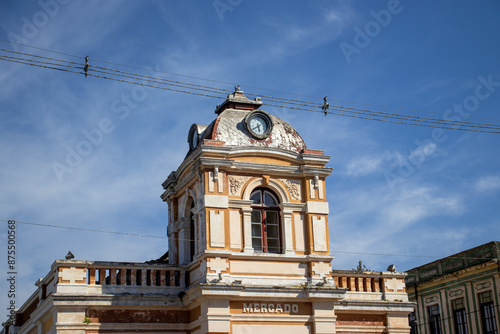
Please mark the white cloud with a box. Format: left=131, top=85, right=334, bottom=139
left=474, top=175, right=500, bottom=192
left=381, top=186, right=464, bottom=227
left=346, top=156, right=383, bottom=177
left=409, top=142, right=436, bottom=162
left=331, top=181, right=466, bottom=270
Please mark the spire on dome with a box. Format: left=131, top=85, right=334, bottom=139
left=214, top=87, right=263, bottom=114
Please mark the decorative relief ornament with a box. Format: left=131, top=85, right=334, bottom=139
left=425, top=296, right=438, bottom=304
left=228, top=176, right=250, bottom=195
left=449, top=289, right=464, bottom=297
left=281, top=179, right=301, bottom=200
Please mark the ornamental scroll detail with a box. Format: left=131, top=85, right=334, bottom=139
left=281, top=179, right=301, bottom=200
left=229, top=176, right=251, bottom=196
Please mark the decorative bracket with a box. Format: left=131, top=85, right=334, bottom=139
left=213, top=166, right=219, bottom=182
left=314, top=174, right=319, bottom=189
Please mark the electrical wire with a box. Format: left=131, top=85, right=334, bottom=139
left=0, top=54, right=224, bottom=99
left=0, top=54, right=82, bottom=71
left=2, top=50, right=497, bottom=133
left=84, top=62, right=500, bottom=132
left=90, top=66, right=229, bottom=97
left=2, top=219, right=498, bottom=263
left=264, top=102, right=500, bottom=134
left=0, top=47, right=81, bottom=65
left=2, top=39, right=500, bottom=122
left=88, top=71, right=226, bottom=99
left=1, top=219, right=166, bottom=239
left=0, top=55, right=85, bottom=76
left=1, top=48, right=500, bottom=133
left=266, top=102, right=500, bottom=131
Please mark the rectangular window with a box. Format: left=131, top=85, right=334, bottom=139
left=265, top=210, right=280, bottom=253
left=479, top=291, right=498, bottom=334
left=251, top=210, right=263, bottom=251
left=452, top=298, right=468, bottom=334
left=428, top=304, right=442, bottom=334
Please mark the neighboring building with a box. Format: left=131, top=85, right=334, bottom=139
left=406, top=241, right=500, bottom=334
left=2, top=89, right=413, bottom=334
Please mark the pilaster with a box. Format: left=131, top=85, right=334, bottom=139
left=312, top=301, right=337, bottom=334
left=242, top=207, right=254, bottom=253
left=280, top=203, right=296, bottom=255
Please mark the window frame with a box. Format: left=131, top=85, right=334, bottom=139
left=479, top=291, right=498, bottom=334
left=428, top=304, right=443, bottom=334
left=452, top=298, right=468, bottom=334
left=250, top=188, right=282, bottom=254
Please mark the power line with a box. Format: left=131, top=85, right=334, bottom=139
left=2, top=219, right=498, bottom=263
left=0, top=54, right=82, bottom=71
left=90, top=66, right=229, bottom=97
left=1, top=219, right=166, bottom=239
left=0, top=54, right=224, bottom=99
left=0, top=47, right=81, bottom=65
left=0, top=39, right=305, bottom=97
left=0, top=55, right=85, bottom=76
left=2, top=49, right=500, bottom=133
left=0, top=39, right=83, bottom=59
left=2, top=39, right=500, bottom=122
left=265, top=102, right=500, bottom=134
left=329, top=103, right=500, bottom=129
left=82, top=61, right=500, bottom=132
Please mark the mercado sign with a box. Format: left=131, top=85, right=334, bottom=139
left=230, top=301, right=311, bottom=315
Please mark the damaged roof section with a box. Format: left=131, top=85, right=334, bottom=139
left=211, top=108, right=306, bottom=152
left=187, top=89, right=307, bottom=155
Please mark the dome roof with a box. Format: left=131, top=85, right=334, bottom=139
left=197, top=90, right=307, bottom=153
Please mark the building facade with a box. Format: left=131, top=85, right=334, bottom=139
left=3, top=89, right=413, bottom=334
left=406, top=241, right=500, bottom=334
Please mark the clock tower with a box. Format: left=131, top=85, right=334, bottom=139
left=161, top=88, right=340, bottom=333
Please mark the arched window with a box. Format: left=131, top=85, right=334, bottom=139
left=250, top=188, right=281, bottom=253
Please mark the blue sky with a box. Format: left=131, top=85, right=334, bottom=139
left=1, top=0, right=500, bottom=312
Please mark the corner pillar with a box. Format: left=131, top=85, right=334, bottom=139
left=199, top=298, right=231, bottom=334
left=386, top=311, right=412, bottom=334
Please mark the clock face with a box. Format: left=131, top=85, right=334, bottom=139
left=191, top=130, right=198, bottom=148
left=249, top=116, right=268, bottom=135
left=188, top=124, right=200, bottom=150
left=245, top=111, right=273, bottom=139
